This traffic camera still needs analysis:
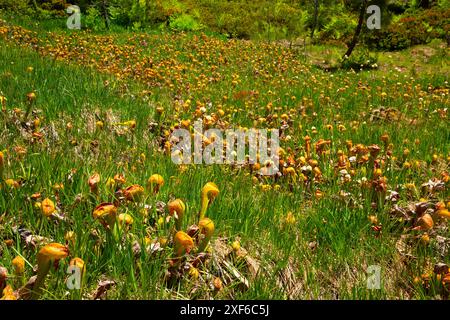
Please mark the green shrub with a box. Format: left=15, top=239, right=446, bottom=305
left=318, top=14, right=356, bottom=42
left=0, top=0, right=32, bottom=14
left=83, top=6, right=104, bottom=31
left=38, top=0, right=67, bottom=15
left=365, top=8, right=450, bottom=50
left=169, top=13, right=203, bottom=31
left=188, top=0, right=305, bottom=40
left=108, top=0, right=186, bottom=29
left=341, top=47, right=378, bottom=70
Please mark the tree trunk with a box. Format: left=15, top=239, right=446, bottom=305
left=343, top=0, right=368, bottom=59
left=310, top=0, right=319, bottom=41
left=101, top=0, right=110, bottom=29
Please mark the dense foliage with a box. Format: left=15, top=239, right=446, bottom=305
left=0, top=0, right=448, bottom=49
left=364, top=8, right=450, bottom=50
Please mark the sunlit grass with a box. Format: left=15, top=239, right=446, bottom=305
left=0, top=17, right=449, bottom=300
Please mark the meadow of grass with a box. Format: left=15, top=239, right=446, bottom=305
left=0, top=15, right=449, bottom=300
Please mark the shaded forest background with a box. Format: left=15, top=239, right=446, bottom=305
left=0, top=0, right=448, bottom=52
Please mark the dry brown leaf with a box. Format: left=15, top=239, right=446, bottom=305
left=395, top=235, right=416, bottom=259
left=16, top=275, right=36, bottom=300
left=0, top=266, right=7, bottom=291
left=435, top=236, right=449, bottom=258
left=276, top=258, right=302, bottom=299
left=434, top=263, right=449, bottom=275
left=421, top=179, right=445, bottom=194
left=132, top=241, right=141, bottom=257
left=244, top=254, right=260, bottom=280
left=92, top=279, right=116, bottom=300
left=222, top=260, right=249, bottom=290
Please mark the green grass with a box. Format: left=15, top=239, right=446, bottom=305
left=0, top=16, right=449, bottom=300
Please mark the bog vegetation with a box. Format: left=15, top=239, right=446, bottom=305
left=0, top=0, right=449, bottom=300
